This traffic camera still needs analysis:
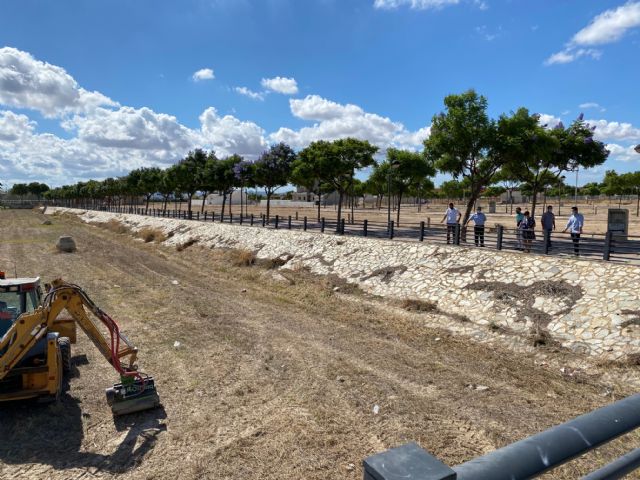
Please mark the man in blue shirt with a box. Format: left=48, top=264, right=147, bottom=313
left=441, top=202, right=461, bottom=244
left=562, top=206, right=584, bottom=256
left=466, top=206, right=487, bottom=246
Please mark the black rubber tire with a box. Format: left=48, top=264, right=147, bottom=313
left=58, top=337, right=71, bottom=374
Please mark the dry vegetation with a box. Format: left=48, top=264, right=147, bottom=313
left=137, top=227, right=167, bottom=243
left=1, top=209, right=640, bottom=479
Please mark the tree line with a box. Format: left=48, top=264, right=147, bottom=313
left=37, top=90, right=612, bottom=225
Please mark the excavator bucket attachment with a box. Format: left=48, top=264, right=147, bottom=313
left=105, top=377, right=160, bottom=416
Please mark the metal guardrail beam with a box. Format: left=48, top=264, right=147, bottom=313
left=581, top=448, right=640, bottom=480
left=364, top=394, right=640, bottom=480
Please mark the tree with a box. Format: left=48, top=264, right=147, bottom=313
left=233, top=159, right=255, bottom=218
left=581, top=182, right=601, bottom=197
left=307, top=138, right=377, bottom=226
left=27, top=182, right=50, bottom=198
left=10, top=183, right=29, bottom=196
left=157, top=169, right=177, bottom=211
left=174, top=149, right=208, bottom=218
left=211, top=155, right=242, bottom=219
left=383, top=148, right=435, bottom=224
left=133, top=167, right=163, bottom=213
left=292, top=145, right=326, bottom=221
left=253, top=143, right=296, bottom=222
left=424, top=90, right=498, bottom=225
left=439, top=179, right=464, bottom=201
left=601, top=170, right=625, bottom=206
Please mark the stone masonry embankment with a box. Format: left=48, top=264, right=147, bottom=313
left=51, top=208, right=640, bottom=361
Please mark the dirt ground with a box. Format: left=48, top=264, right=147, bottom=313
left=1, top=209, right=640, bottom=479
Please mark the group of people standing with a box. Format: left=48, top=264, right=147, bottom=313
left=441, top=203, right=585, bottom=255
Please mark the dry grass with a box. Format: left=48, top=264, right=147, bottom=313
left=227, top=249, right=256, bottom=267
left=137, top=227, right=167, bottom=243
left=398, top=298, right=438, bottom=312
left=102, top=218, right=130, bottom=234
left=176, top=238, right=198, bottom=251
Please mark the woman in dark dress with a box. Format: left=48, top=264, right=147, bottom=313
left=520, top=210, right=536, bottom=253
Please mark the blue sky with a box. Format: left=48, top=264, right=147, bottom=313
left=1, top=0, right=639, bottom=188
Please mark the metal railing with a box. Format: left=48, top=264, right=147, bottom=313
left=363, top=393, right=640, bottom=480
left=50, top=203, right=640, bottom=265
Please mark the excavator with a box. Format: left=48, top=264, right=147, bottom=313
left=0, top=271, right=160, bottom=415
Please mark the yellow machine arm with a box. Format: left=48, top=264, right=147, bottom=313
left=0, top=279, right=138, bottom=381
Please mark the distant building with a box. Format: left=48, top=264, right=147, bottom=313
left=500, top=190, right=527, bottom=204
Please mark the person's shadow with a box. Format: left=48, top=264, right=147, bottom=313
left=0, top=356, right=167, bottom=474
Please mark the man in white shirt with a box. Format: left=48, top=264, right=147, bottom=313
left=466, top=206, right=487, bottom=247
left=441, top=202, right=461, bottom=244
left=562, top=206, right=584, bottom=256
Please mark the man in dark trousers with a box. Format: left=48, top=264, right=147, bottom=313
left=466, top=206, right=487, bottom=247
left=441, top=203, right=461, bottom=244
left=563, top=206, right=584, bottom=256
left=541, top=205, right=556, bottom=250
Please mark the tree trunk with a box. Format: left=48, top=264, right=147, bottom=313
left=221, top=192, right=227, bottom=220
left=266, top=191, right=271, bottom=223
left=187, top=194, right=193, bottom=218
left=396, top=191, right=403, bottom=225
left=229, top=191, right=233, bottom=217
left=317, top=192, right=321, bottom=222
left=336, top=190, right=344, bottom=227
left=530, top=190, right=539, bottom=218
left=200, top=192, right=208, bottom=214
left=163, top=196, right=168, bottom=211
left=461, top=187, right=481, bottom=227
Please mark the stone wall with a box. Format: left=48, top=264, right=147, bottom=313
left=52, top=208, right=640, bottom=361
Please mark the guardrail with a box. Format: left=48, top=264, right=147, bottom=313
left=363, top=393, right=640, bottom=480
left=50, top=203, right=640, bottom=265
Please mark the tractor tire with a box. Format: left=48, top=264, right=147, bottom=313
left=58, top=337, right=72, bottom=374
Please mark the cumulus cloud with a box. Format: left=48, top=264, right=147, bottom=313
left=0, top=47, right=118, bottom=117
left=537, top=113, right=562, bottom=129
left=545, top=2, right=640, bottom=65
left=234, top=86, right=265, bottom=101
left=606, top=143, right=640, bottom=162
left=62, top=106, right=198, bottom=151
left=260, top=76, right=298, bottom=95
left=0, top=110, right=36, bottom=141
left=587, top=118, right=640, bottom=142
left=271, top=94, right=430, bottom=151
left=199, top=107, right=267, bottom=157
left=192, top=68, right=215, bottom=82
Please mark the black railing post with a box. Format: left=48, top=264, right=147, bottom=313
left=288, top=215, right=292, bottom=229
left=497, top=225, right=504, bottom=250
left=363, top=219, right=368, bottom=237
left=544, top=228, right=551, bottom=254
left=604, top=231, right=612, bottom=261
left=420, top=221, right=425, bottom=242
left=275, top=215, right=279, bottom=229
left=262, top=214, right=266, bottom=227
left=240, top=213, right=243, bottom=225
left=321, top=217, right=325, bottom=233
left=250, top=214, right=254, bottom=226
left=204, top=211, right=208, bottom=221
left=340, top=218, right=345, bottom=235
left=196, top=212, right=199, bottom=221
left=230, top=213, right=233, bottom=223
left=303, top=216, right=307, bottom=231
left=454, top=224, right=461, bottom=245
left=389, top=220, right=394, bottom=239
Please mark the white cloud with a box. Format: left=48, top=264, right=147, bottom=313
left=271, top=94, right=429, bottom=151
left=199, top=107, right=267, bottom=158
left=606, top=143, right=640, bottom=162
left=544, top=48, right=601, bottom=66
left=587, top=119, right=640, bottom=142
left=0, top=47, right=118, bottom=117
left=234, top=86, right=265, bottom=101
left=192, top=68, right=215, bottom=82
left=0, top=110, right=36, bottom=141
left=572, top=1, right=640, bottom=46
left=260, top=76, right=299, bottom=95
left=537, top=113, right=562, bottom=129
left=545, top=2, right=640, bottom=65
left=62, top=106, right=197, bottom=151
left=579, top=102, right=606, bottom=112
left=373, top=0, right=459, bottom=10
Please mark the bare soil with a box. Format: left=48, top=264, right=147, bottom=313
left=1, top=209, right=639, bottom=479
